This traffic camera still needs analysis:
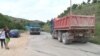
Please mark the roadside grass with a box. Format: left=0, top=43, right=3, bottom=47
left=90, top=36, right=100, bottom=44
left=90, top=22, right=100, bottom=44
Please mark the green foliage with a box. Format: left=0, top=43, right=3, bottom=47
left=58, top=13, right=65, bottom=18
left=90, top=22, right=100, bottom=44
left=0, top=13, right=11, bottom=28
left=0, top=13, right=25, bottom=30
left=0, top=13, right=45, bottom=30
left=72, top=4, right=78, bottom=9
left=78, top=5, right=82, bottom=9
left=95, top=22, right=100, bottom=36
left=87, top=0, right=91, bottom=3
left=58, top=7, right=70, bottom=17
left=39, top=22, right=45, bottom=28
left=90, top=36, right=100, bottom=44
left=42, top=21, right=50, bottom=32
left=82, top=1, right=86, bottom=5
left=92, top=0, right=97, bottom=3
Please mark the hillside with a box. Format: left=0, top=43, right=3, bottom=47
left=0, top=13, right=11, bottom=28
left=0, top=13, right=45, bottom=29
left=58, top=2, right=100, bottom=44
left=0, top=13, right=27, bottom=29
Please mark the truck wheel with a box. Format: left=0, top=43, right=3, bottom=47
left=52, top=34, right=56, bottom=39
left=52, top=31, right=57, bottom=39
left=62, top=33, right=72, bottom=44
left=58, top=32, right=62, bottom=42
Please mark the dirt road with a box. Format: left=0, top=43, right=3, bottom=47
left=0, top=32, right=100, bottom=56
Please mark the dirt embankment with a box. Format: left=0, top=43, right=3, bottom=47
left=0, top=32, right=29, bottom=56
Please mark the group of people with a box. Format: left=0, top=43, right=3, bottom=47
left=0, top=26, right=10, bottom=49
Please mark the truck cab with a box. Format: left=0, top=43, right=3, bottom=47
left=30, top=27, right=41, bottom=35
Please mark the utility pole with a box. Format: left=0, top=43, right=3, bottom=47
left=70, top=0, right=72, bottom=15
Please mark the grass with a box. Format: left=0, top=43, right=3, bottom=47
left=90, top=36, right=100, bottom=44
left=89, top=22, right=100, bottom=44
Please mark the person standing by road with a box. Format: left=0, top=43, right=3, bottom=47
left=0, top=29, right=6, bottom=48
left=4, top=26, right=10, bottom=49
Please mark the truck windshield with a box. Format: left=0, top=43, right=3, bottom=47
left=30, top=28, right=40, bottom=31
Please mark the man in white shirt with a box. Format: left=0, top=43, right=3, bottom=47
left=0, top=29, right=6, bottom=48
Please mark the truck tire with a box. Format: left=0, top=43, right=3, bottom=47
left=58, top=32, right=62, bottom=42
left=62, top=33, right=72, bottom=44
left=52, top=31, right=57, bottom=39
left=52, top=34, right=56, bottom=39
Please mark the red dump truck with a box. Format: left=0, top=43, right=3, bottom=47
left=51, top=15, right=95, bottom=44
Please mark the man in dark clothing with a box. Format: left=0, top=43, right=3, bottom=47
left=4, top=26, right=10, bottom=49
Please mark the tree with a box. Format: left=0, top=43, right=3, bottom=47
left=0, top=13, right=12, bottom=28
left=92, top=0, right=97, bottom=3
left=39, top=22, right=45, bottom=28
left=78, top=5, right=82, bottom=9
left=87, top=0, right=91, bottom=3
left=42, top=21, right=50, bottom=32
left=82, top=1, right=86, bottom=5
left=97, top=0, right=100, bottom=3
left=0, top=13, right=27, bottom=29
left=72, top=4, right=78, bottom=9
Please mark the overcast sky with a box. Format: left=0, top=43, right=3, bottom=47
left=0, top=0, right=87, bottom=22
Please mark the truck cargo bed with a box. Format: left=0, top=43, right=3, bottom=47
left=54, top=15, right=95, bottom=30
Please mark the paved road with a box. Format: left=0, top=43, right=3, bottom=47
left=26, top=32, right=100, bottom=56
